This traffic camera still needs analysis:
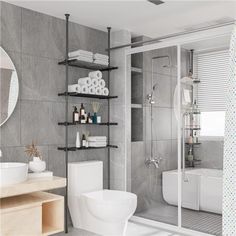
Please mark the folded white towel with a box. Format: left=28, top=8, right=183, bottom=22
left=101, top=87, right=109, bottom=96
left=78, top=77, right=92, bottom=86
left=94, top=58, right=109, bottom=62
left=94, top=59, right=109, bottom=66
left=94, top=53, right=109, bottom=60
left=88, top=70, right=102, bottom=80
left=88, top=142, right=107, bottom=147
left=69, top=50, right=93, bottom=58
left=68, top=84, right=81, bottom=93
left=70, top=55, right=93, bottom=63
left=88, top=136, right=107, bottom=142
left=81, top=85, right=89, bottom=94
left=98, top=79, right=106, bottom=88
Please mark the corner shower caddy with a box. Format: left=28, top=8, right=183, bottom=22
left=57, top=14, right=118, bottom=233
left=184, top=50, right=201, bottom=167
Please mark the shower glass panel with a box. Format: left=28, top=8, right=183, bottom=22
left=131, top=46, right=179, bottom=226
left=180, top=43, right=225, bottom=236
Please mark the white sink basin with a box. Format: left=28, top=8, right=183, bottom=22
left=0, top=162, right=28, bottom=187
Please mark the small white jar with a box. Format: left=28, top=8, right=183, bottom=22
left=29, top=157, right=46, bottom=173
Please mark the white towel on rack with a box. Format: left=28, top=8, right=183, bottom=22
left=69, top=50, right=93, bottom=58
left=88, top=142, right=107, bottom=147
left=91, top=78, right=99, bottom=87
left=94, top=53, right=109, bottom=60
left=101, top=87, right=109, bottom=96
left=68, top=84, right=81, bottom=93
left=88, top=70, right=102, bottom=80
left=78, top=77, right=92, bottom=86
left=69, top=55, right=93, bottom=63
left=94, top=59, right=109, bottom=66
left=95, top=87, right=102, bottom=95
left=88, top=136, right=107, bottom=142
left=81, top=85, right=89, bottom=94
left=88, top=86, right=96, bottom=95
left=98, top=79, right=106, bottom=88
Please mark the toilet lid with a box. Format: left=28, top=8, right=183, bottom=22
left=82, top=189, right=137, bottom=204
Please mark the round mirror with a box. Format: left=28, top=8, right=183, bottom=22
left=0, top=47, right=19, bottom=126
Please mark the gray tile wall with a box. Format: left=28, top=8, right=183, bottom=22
left=0, top=1, right=112, bottom=192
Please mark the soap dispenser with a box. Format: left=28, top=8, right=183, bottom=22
left=73, top=106, right=79, bottom=123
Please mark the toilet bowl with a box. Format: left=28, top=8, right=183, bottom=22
left=68, top=161, right=137, bottom=236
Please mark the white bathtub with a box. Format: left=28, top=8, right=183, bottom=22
left=162, top=168, right=222, bottom=214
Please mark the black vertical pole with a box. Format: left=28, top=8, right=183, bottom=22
left=107, top=27, right=111, bottom=190
left=65, top=13, right=70, bottom=234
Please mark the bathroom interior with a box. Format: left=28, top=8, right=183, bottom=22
left=0, top=1, right=236, bottom=236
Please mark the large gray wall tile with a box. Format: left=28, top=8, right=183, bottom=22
left=1, top=1, right=21, bottom=52
left=20, top=100, right=51, bottom=145
left=22, top=8, right=51, bottom=57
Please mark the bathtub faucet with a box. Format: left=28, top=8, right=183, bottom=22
left=145, top=157, right=162, bottom=169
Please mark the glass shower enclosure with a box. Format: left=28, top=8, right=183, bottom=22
left=128, top=35, right=227, bottom=236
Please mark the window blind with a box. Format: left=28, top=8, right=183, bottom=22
left=193, top=50, right=229, bottom=112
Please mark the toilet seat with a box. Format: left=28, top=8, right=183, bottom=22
left=82, top=189, right=136, bottom=204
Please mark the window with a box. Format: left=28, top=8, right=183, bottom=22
left=200, top=111, right=225, bottom=137
left=193, top=50, right=229, bottom=138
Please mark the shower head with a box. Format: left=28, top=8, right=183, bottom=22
left=147, top=83, right=158, bottom=104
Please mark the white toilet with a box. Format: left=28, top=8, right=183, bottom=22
left=68, top=161, right=137, bottom=236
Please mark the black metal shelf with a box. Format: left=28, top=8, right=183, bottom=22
left=58, top=92, right=118, bottom=99
left=58, top=59, right=118, bottom=71
left=58, top=122, right=118, bottom=126
left=58, top=145, right=118, bottom=151
left=60, top=15, right=116, bottom=233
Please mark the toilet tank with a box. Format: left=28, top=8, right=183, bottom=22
left=68, top=161, right=103, bottom=196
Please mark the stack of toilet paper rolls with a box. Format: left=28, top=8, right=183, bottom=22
left=68, top=70, right=109, bottom=96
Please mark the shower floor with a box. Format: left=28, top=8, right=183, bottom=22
left=135, top=202, right=222, bottom=236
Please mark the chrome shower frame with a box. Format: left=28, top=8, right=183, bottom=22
left=125, top=24, right=231, bottom=233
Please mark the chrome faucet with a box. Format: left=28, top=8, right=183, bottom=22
left=145, top=157, right=162, bottom=168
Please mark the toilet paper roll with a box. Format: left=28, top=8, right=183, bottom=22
left=81, top=85, right=89, bottom=94
left=78, top=77, right=92, bottom=86
left=95, top=87, right=102, bottom=95
left=68, top=84, right=81, bottom=93
left=88, top=70, right=102, bottom=80
left=98, top=79, right=106, bottom=88
left=91, top=78, right=99, bottom=87
left=88, top=86, right=96, bottom=94
left=101, top=88, right=109, bottom=96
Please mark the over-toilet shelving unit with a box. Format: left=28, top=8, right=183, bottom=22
left=57, top=14, right=118, bottom=233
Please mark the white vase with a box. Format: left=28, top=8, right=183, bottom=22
left=29, top=157, right=46, bottom=173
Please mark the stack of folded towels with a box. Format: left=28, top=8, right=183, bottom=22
left=68, top=50, right=93, bottom=63
left=68, top=50, right=109, bottom=66
left=93, top=53, right=109, bottom=66
left=68, top=70, right=109, bottom=96
left=87, top=136, right=107, bottom=147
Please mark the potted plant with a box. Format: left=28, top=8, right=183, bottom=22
left=25, top=142, right=46, bottom=173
